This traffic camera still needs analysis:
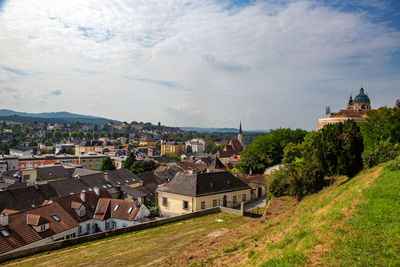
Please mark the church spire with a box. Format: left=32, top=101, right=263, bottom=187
left=238, top=121, right=243, bottom=145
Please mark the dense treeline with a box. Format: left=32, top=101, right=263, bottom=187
left=270, top=120, right=363, bottom=200
left=242, top=102, right=400, bottom=200
left=237, top=128, right=307, bottom=173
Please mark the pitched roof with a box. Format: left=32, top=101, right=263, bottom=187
left=48, top=178, right=89, bottom=196
left=51, top=189, right=111, bottom=223
left=0, top=202, right=78, bottom=254
left=209, top=157, right=225, bottom=169
left=0, top=184, right=59, bottom=213
left=106, top=169, right=142, bottom=187
left=154, top=166, right=183, bottom=182
left=215, top=150, right=235, bottom=159
left=26, top=214, right=50, bottom=226
left=178, top=161, right=206, bottom=172
left=159, top=171, right=251, bottom=197
left=241, top=175, right=268, bottom=185
left=93, top=199, right=140, bottom=221
left=36, top=165, right=72, bottom=182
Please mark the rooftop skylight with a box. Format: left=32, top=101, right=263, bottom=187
left=0, top=229, right=10, bottom=237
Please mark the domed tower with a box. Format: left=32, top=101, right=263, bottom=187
left=238, top=122, right=243, bottom=145
left=353, top=88, right=371, bottom=111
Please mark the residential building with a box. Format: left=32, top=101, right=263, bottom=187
left=240, top=174, right=268, bottom=199
left=21, top=165, right=73, bottom=185
left=9, top=147, right=33, bottom=157
left=0, top=202, right=79, bottom=255
left=157, top=171, right=251, bottom=216
left=185, top=139, right=205, bottom=154
left=93, top=198, right=150, bottom=231
left=161, top=142, right=186, bottom=156
left=0, top=156, right=18, bottom=171
left=78, top=152, right=106, bottom=170
left=51, top=189, right=112, bottom=236
left=18, top=154, right=79, bottom=170
left=0, top=184, right=58, bottom=213
left=75, top=141, right=114, bottom=156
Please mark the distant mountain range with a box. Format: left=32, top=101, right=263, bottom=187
left=180, top=127, right=268, bottom=133
left=0, top=109, right=120, bottom=124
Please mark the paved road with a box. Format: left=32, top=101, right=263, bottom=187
left=244, top=196, right=266, bottom=211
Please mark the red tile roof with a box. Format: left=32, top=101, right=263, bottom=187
left=94, top=199, right=140, bottom=221
left=0, top=202, right=78, bottom=255
left=26, top=214, right=49, bottom=226
left=51, top=189, right=111, bottom=224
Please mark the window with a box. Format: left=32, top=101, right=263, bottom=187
left=86, top=223, right=90, bottom=233
left=40, top=225, right=46, bottom=232
left=128, top=207, right=133, bottom=214
left=114, top=204, right=119, bottom=211
left=201, top=201, right=206, bottom=210
left=233, top=195, right=237, bottom=206
left=242, top=194, right=247, bottom=202
left=212, top=199, right=217, bottom=207
left=78, top=226, right=82, bottom=235
left=112, top=221, right=116, bottom=229
left=162, top=197, right=168, bottom=206
left=183, top=200, right=189, bottom=210
left=105, top=221, right=110, bottom=230
left=0, top=229, right=10, bottom=237
left=52, top=215, right=60, bottom=222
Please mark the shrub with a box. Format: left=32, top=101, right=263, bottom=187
left=362, top=140, right=400, bottom=168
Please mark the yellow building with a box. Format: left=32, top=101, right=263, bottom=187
left=161, top=142, right=186, bottom=156
left=75, top=141, right=114, bottom=156
left=78, top=152, right=106, bottom=170
left=157, top=171, right=252, bottom=216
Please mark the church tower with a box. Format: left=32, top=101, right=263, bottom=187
left=238, top=121, right=243, bottom=145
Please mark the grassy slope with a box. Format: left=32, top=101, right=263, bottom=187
left=4, top=161, right=400, bottom=266
left=230, top=162, right=399, bottom=266
left=4, top=213, right=250, bottom=266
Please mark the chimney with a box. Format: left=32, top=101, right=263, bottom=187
left=104, top=172, right=109, bottom=182
left=0, top=213, right=9, bottom=227
left=94, top=186, right=100, bottom=196
left=80, top=192, right=86, bottom=202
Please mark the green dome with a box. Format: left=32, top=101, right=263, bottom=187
left=353, top=88, right=370, bottom=103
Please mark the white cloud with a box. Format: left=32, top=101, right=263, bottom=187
left=0, top=0, right=399, bottom=129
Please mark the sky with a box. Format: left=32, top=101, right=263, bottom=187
left=0, top=0, right=399, bottom=130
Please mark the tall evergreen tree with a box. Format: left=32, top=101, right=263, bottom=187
left=315, top=120, right=363, bottom=178
left=123, top=152, right=136, bottom=169
left=100, top=156, right=116, bottom=171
